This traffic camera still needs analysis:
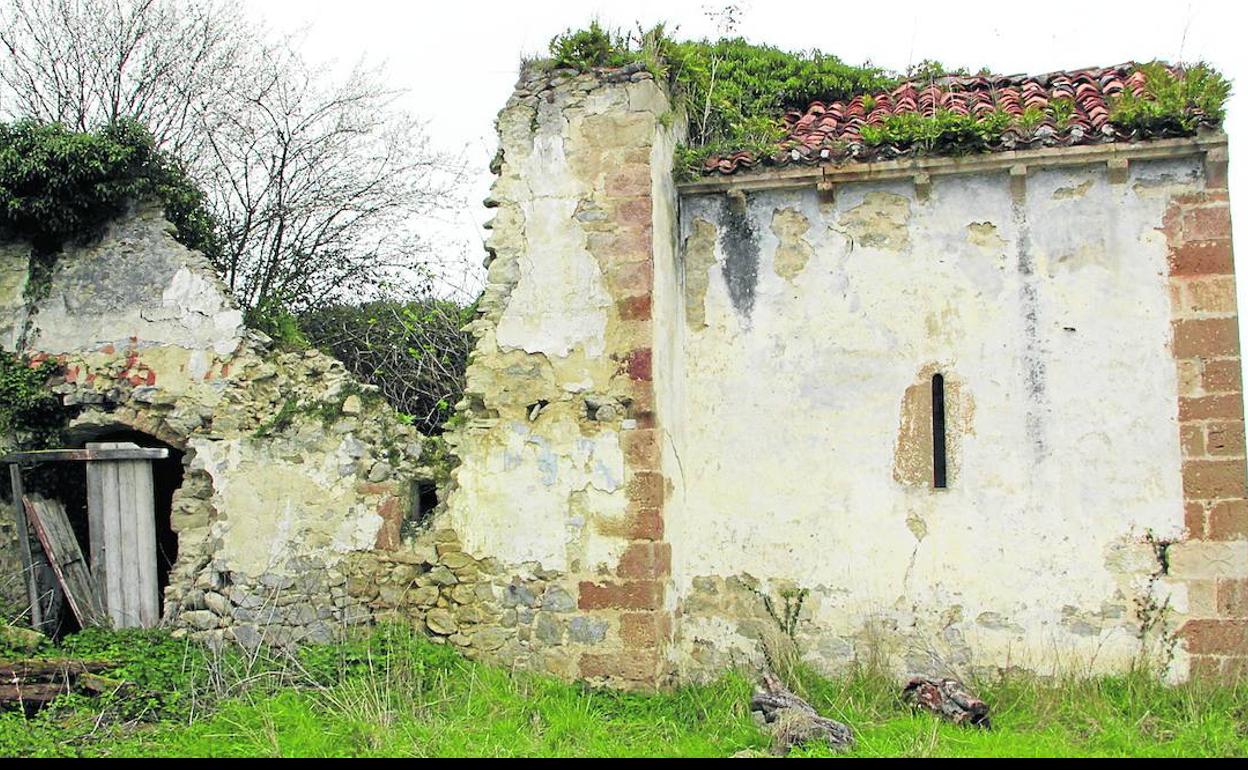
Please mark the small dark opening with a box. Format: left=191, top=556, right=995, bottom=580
left=932, top=374, right=948, bottom=489
left=417, top=481, right=439, bottom=523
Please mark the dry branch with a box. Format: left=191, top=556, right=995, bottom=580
left=901, top=676, right=991, bottom=728
left=750, top=672, right=854, bottom=755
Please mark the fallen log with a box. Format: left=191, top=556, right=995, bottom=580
left=0, top=659, right=112, bottom=680
left=751, top=672, right=854, bottom=755
left=901, top=676, right=991, bottom=728
left=0, top=682, right=68, bottom=704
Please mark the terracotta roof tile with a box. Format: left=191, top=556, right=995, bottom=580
left=699, top=63, right=1216, bottom=176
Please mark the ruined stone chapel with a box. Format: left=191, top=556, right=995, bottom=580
left=2, top=61, right=1246, bottom=688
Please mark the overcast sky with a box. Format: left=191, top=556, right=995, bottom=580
left=242, top=0, right=1248, bottom=299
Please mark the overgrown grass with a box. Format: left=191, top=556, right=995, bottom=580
left=2, top=625, right=1245, bottom=757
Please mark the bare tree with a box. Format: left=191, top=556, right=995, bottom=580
left=0, top=0, right=464, bottom=311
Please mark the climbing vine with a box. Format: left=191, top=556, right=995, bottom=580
left=0, top=351, right=66, bottom=451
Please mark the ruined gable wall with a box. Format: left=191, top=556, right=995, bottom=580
left=671, top=150, right=1245, bottom=682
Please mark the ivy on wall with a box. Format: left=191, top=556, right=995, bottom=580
left=0, top=119, right=220, bottom=296
left=0, top=351, right=65, bottom=452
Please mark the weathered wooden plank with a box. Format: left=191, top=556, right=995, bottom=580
left=97, top=456, right=125, bottom=626
left=23, top=496, right=106, bottom=628
left=86, top=443, right=160, bottom=628
left=1, top=448, right=169, bottom=464
left=128, top=459, right=159, bottom=627
left=7, top=464, right=41, bottom=629
left=86, top=455, right=106, bottom=614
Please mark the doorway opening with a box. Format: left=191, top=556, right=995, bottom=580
left=29, top=429, right=184, bottom=636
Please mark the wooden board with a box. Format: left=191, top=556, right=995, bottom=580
left=22, top=496, right=106, bottom=628
left=86, top=443, right=159, bottom=628
left=1, top=447, right=169, bottom=463
left=7, top=464, right=41, bottom=629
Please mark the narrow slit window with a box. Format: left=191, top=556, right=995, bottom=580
left=931, top=374, right=948, bottom=489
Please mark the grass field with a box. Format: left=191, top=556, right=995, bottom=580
left=2, top=625, right=1246, bottom=758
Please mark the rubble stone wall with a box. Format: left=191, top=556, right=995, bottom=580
left=0, top=204, right=432, bottom=648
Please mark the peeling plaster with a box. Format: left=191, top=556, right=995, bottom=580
left=770, top=207, right=814, bottom=281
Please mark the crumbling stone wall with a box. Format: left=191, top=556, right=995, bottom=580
left=669, top=146, right=1244, bottom=683
left=442, top=63, right=680, bottom=686
left=0, top=203, right=432, bottom=646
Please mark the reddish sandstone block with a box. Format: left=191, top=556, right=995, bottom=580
left=626, top=348, right=653, bottom=381
left=621, top=428, right=661, bottom=468
left=1181, top=618, right=1248, bottom=655
left=617, top=295, right=651, bottom=321
left=1182, top=204, right=1233, bottom=241
left=620, top=611, right=671, bottom=648
left=1203, top=358, right=1244, bottom=394
left=617, top=542, right=671, bottom=580
left=1206, top=422, right=1246, bottom=457
left=1209, top=500, right=1248, bottom=540
left=577, top=580, right=663, bottom=611
left=627, top=471, right=665, bottom=508
left=373, top=496, right=403, bottom=551
left=1218, top=579, right=1248, bottom=617
left=605, top=164, right=652, bottom=198
left=1187, top=501, right=1208, bottom=539
left=1172, top=318, right=1241, bottom=359
left=1180, top=395, right=1245, bottom=422
left=1183, top=460, right=1248, bottom=500
left=615, top=197, right=653, bottom=226
left=1169, top=239, right=1234, bottom=277
left=625, top=506, right=664, bottom=541
left=579, top=650, right=659, bottom=681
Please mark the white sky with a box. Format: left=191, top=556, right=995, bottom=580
left=244, top=0, right=1248, bottom=316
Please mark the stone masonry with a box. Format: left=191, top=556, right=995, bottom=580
left=443, top=62, right=679, bottom=687
left=1161, top=146, right=1248, bottom=679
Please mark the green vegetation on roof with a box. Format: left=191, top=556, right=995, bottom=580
left=1110, top=61, right=1231, bottom=134
left=542, top=23, right=1232, bottom=179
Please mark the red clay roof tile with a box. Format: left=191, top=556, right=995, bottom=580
left=699, top=63, right=1216, bottom=176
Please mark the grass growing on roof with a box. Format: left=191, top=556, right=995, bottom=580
left=3, top=624, right=1246, bottom=757
left=541, top=24, right=1232, bottom=178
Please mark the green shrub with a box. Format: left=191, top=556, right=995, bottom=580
left=244, top=300, right=310, bottom=350
left=860, top=109, right=1013, bottom=155
left=299, top=299, right=475, bottom=434
left=548, top=20, right=636, bottom=70
left=544, top=25, right=893, bottom=179
left=1111, top=61, right=1232, bottom=135
left=0, top=119, right=220, bottom=274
